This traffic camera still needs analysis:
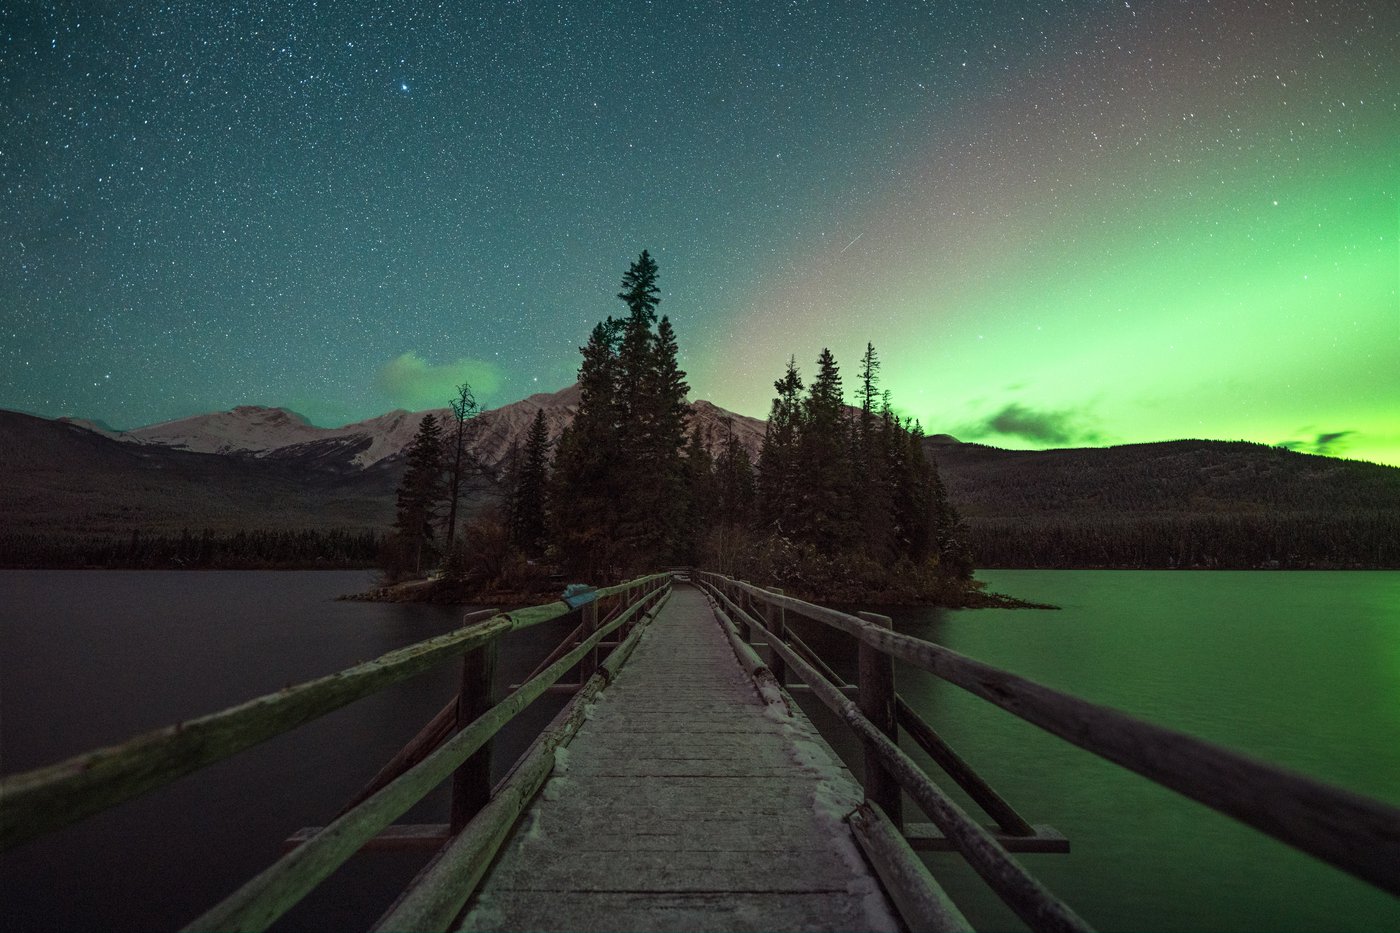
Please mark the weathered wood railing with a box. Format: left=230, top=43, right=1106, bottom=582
left=0, top=572, right=672, bottom=931
left=694, top=570, right=1400, bottom=932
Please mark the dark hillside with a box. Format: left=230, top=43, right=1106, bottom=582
left=930, top=438, right=1400, bottom=568
left=0, top=410, right=399, bottom=537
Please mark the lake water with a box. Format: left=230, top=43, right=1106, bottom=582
left=791, top=569, right=1400, bottom=931
left=0, top=570, right=577, bottom=931
left=2, top=570, right=1398, bottom=930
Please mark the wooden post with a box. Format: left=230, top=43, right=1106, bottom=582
left=450, top=639, right=498, bottom=832
left=579, top=598, right=599, bottom=683
left=766, top=587, right=786, bottom=685
left=737, top=580, right=753, bottom=641
left=858, top=611, right=901, bottom=828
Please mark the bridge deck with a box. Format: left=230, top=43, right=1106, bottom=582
left=462, top=583, right=898, bottom=932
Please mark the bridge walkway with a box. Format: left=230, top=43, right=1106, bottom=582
left=461, top=584, right=899, bottom=932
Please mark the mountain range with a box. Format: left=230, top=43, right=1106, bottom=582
left=56, top=384, right=768, bottom=475
left=6, top=385, right=1399, bottom=567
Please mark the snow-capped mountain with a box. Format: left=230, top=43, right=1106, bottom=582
left=73, top=384, right=767, bottom=475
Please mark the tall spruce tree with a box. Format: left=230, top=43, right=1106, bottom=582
left=509, top=408, right=550, bottom=558
left=644, top=314, right=690, bottom=560
left=853, top=343, right=893, bottom=560
left=394, top=413, right=445, bottom=575
left=756, top=357, right=804, bottom=533
left=714, top=420, right=756, bottom=524
left=616, top=249, right=660, bottom=324
left=551, top=322, right=621, bottom=578
left=551, top=251, right=689, bottom=578
left=677, top=428, right=716, bottom=565
left=796, top=348, right=853, bottom=554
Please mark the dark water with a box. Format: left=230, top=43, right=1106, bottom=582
left=0, top=570, right=577, bottom=932
left=790, top=570, right=1400, bottom=932
left=3, top=571, right=1398, bottom=931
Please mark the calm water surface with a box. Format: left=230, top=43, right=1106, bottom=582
left=2, top=570, right=1398, bottom=930
left=793, top=570, right=1400, bottom=931
left=0, top=570, right=575, bottom=931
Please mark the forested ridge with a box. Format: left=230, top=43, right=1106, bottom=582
left=6, top=254, right=1397, bottom=577
left=936, top=439, right=1400, bottom=568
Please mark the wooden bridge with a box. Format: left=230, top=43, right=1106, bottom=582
left=3, top=571, right=1399, bottom=931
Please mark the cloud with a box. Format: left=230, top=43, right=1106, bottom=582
left=958, top=401, right=1103, bottom=446
left=1276, top=429, right=1355, bottom=457
left=374, top=353, right=503, bottom=411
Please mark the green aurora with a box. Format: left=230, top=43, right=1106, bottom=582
left=4, top=1, right=1395, bottom=465
left=694, top=3, right=1398, bottom=465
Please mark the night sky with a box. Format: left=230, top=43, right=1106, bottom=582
left=3, top=2, right=1397, bottom=464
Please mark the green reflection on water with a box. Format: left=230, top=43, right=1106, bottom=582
left=881, top=570, right=1400, bottom=932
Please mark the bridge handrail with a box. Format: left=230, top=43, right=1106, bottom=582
left=696, top=575, right=1090, bottom=932
left=188, top=577, right=671, bottom=932
left=695, top=571, right=1400, bottom=901
left=0, top=572, right=668, bottom=853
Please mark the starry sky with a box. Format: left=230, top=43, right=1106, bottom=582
left=3, top=1, right=1397, bottom=464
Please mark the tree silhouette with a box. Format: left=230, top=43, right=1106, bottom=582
left=443, top=381, right=481, bottom=552
left=551, top=250, right=690, bottom=578
left=393, top=413, right=445, bottom=576
left=757, top=356, right=804, bottom=534
left=510, top=408, right=550, bottom=558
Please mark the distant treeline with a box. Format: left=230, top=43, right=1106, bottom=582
left=0, top=528, right=381, bottom=569
left=966, top=511, right=1400, bottom=569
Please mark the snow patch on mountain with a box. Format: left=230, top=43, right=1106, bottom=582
left=61, top=382, right=788, bottom=472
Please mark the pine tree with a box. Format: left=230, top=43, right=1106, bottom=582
left=510, top=409, right=550, bottom=558
left=616, top=249, right=660, bottom=325
left=551, top=322, right=622, bottom=578
left=552, top=251, right=690, bottom=578
left=443, top=382, right=481, bottom=552
left=394, top=413, right=445, bottom=576
left=756, top=357, right=804, bottom=533
left=645, top=314, right=690, bottom=560
left=714, top=420, right=756, bottom=524
left=857, top=342, right=880, bottom=441
left=677, top=428, right=716, bottom=565
left=853, top=343, right=892, bottom=560
left=796, top=348, right=853, bottom=554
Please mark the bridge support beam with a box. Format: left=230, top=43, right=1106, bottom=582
left=765, top=587, right=787, bottom=685
left=451, top=641, right=498, bottom=833
left=858, top=611, right=902, bottom=830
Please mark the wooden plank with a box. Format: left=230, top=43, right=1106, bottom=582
left=765, top=586, right=787, bottom=686
left=858, top=611, right=902, bottom=829
left=464, top=890, right=883, bottom=933
left=371, top=588, right=673, bottom=932
left=707, top=572, right=1400, bottom=899
left=451, top=640, right=498, bottom=831
left=904, top=822, right=1069, bottom=854
left=849, top=802, right=973, bottom=933
left=706, top=595, right=789, bottom=711
left=897, top=698, right=1036, bottom=837
left=790, top=620, right=1035, bottom=837
left=0, top=613, right=511, bottom=852
left=184, top=589, right=660, bottom=933
left=697, top=578, right=1092, bottom=933
left=786, top=683, right=860, bottom=698
left=336, top=698, right=458, bottom=818
left=282, top=824, right=449, bottom=854
left=484, top=846, right=861, bottom=893
left=461, top=585, right=900, bottom=933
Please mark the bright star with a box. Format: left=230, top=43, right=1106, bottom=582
left=399, top=81, right=410, bottom=94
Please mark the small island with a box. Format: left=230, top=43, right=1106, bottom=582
left=356, top=252, right=1029, bottom=610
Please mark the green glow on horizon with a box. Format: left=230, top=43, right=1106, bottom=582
left=692, top=9, right=1399, bottom=467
